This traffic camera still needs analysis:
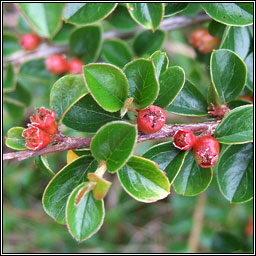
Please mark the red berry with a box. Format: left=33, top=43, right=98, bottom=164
left=193, top=136, right=220, bottom=168
left=137, top=105, right=166, bottom=133
left=30, top=107, right=57, bottom=135
left=22, top=125, right=51, bottom=150
left=173, top=128, right=196, bottom=150
left=68, top=58, right=84, bottom=74
left=189, top=29, right=208, bottom=47
left=45, top=54, right=68, bottom=75
left=20, top=33, right=40, bottom=51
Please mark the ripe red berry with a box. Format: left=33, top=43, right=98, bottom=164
left=193, top=136, right=220, bottom=168
left=22, top=125, right=51, bottom=150
left=20, top=33, right=40, bottom=51
left=137, top=105, right=166, bottom=133
left=45, top=54, right=68, bottom=75
left=173, top=128, right=196, bottom=150
left=68, top=58, right=84, bottom=74
left=189, top=28, right=208, bottom=47
left=30, top=107, right=57, bottom=135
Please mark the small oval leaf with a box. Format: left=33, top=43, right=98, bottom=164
left=3, top=33, right=20, bottom=58
left=35, top=155, right=55, bottom=178
left=164, top=3, right=189, bottom=17
left=5, top=127, right=26, bottom=151
left=150, top=51, right=169, bottom=79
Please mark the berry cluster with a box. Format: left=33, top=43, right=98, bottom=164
left=189, top=28, right=219, bottom=54
left=22, top=108, right=57, bottom=151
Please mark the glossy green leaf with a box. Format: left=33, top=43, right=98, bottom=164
left=64, top=3, right=117, bottom=25
left=124, top=59, right=159, bottom=109
left=118, top=156, right=170, bottom=202
left=166, top=80, right=208, bottom=116
left=217, top=143, right=253, bottom=203
left=102, top=39, right=133, bottom=68
left=244, top=52, right=253, bottom=91
left=17, top=15, right=31, bottom=34
left=106, top=4, right=138, bottom=32
left=3, top=33, right=20, bottom=58
left=154, top=66, right=185, bottom=108
left=66, top=183, right=104, bottom=242
left=3, top=62, right=16, bottom=93
left=69, top=25, right=102, bottom=64
left=207, top=84, right=222, bottom=106
left=84, top=63, right=128, bottom=112
left=210, top=49, right=247, bottom=104
left=173, top=150, right=212, bottom=196
left=143, top=142, right=187, bottom=184
left=17, top=3, right=65, bottom=38
left=50, top=74, right=88, bottom=122
left=150, top=51, right=169, bottom=79
left=42, top=156, right=98, bottom=224
left=221, top=26, right=251, bottom=60
left=208, top=20, right=226, bottom=38
left=34, top=155, right=55, bottom=178
left=164, top=3, right=188, bottom=17
left=215, top=105, right=253, bottom=144
left=90, top=121, right=137, bottom=173
left=133, top=29, right=166, bottom=56
left=181, top=3, right=202, bottom=17
left=127, top=3, right=164, bottom=30
left=5, top=127, right=26, bottom=151
left=63, top=94, right=122, bottom=133
left=201, top=3, right=253, bottom=26
left=73, top=149, right=91, bottom=157
left=52, top=23, right=75, bottom=45
left=228, top=99, right=252, bottom=109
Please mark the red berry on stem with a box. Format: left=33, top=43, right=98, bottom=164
left=22, top=125, right=51, bottom=151
left=68, top=58, right=84, bottom=74
left=30, top=107, right=57, bottom=135
left=137, top=105, right=166, bottom=134
left=173, top=128, right=196, bottom=150
left=20, top=33, right=40, bottom=51
left=45, top=54, right=68, bottom=75
left=193, top=136, right=220, bottom=168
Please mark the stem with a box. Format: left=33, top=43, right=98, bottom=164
left=3, top=120, right=221, bottom=161
left=95, top=161, right=107, bottom=178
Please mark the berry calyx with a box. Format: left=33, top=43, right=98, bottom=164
left=22, top=125, right=51, bottom=151
left=137, top=105, right=166, bottom=134
left=173, top=128, right=196, bottom=150
left=20, top=33, right=40, bottom=51
left=68, top=58, right=84, bottom=74
left=30, top=107, right=57, bottom=135
left=45, top=54, right=68, bottom=75
left=193, top=136, right=220, bottom=168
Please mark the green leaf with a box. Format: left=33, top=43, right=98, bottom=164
left=52, top=23, right=75, bottom=45
left=63, top=94, right=122, bottom=133
left=66, top=183, right=104, bottom=242
left=106, top=4, right=138, bottom=32
left=42, top=156, right=98, bottom=224
left=17, top=14, right=31, bottom=34
left=217, top=143, right=253, bottom=203
left=215, top=105, right=253, bottom=144
left=64, top=3, right=117, bottom=25
left=124, top=59, right=159, bottom=109
left=133, top=29, right=166, bottom=56
left=208, top=20, right=226, bottom=38
left=90, top=121, right=137, bottom=173
left=164, top=3, right=188, bottom=17
left=173, top=150, right=213, bottom=196
left=244, top=52, right=253, bottom=91
left=210, top=49, right=247, bottom=104
left=228, top=99, right=252, bottom=109
left=3, top=100, right=25, bottom=120
left=166, top=80, right=208, bottom=116
left=181, top=3, right=202, bottom=17
left=118, top=156, right=170, bottom=202
left=50, top=74, right=88, bottom=122
left=69, top=25, right=102, bottom=64
left=142, top=142, right=187, bottom=184
left=221, top=26, right=251, bottom=60
left=127, top=3, right=164, bottom=30
left=3, top=33, right=20, bottom=58
left=150, top=51, right=169, bottom=79
left=5, top=127, right=26, bottom=151
left=102, top=39, right=133, bottom=68
left=201, top=3, right=253, bottom=26
left=34, top=155, right=55, bottom=178
left=17, top=3, right=65, bottom=38
left=207, top=84, right=222, bottom=106
left=3, top=62, right=16, bottom=93
left=154, top=66, right=185, bottom=108
left=84, top=63, right=128, bottom=112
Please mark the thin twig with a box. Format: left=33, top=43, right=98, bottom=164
left=3, top=120, right=221, bottom=161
